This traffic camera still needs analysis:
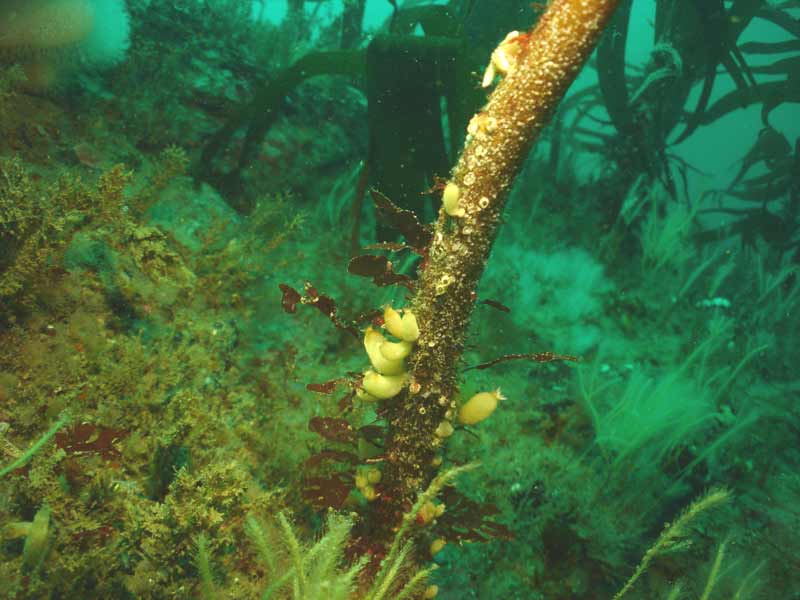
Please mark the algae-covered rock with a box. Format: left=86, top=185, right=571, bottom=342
left=146, top=178, right=241, bottom=252
left=63, top=231, right=116, bottom=275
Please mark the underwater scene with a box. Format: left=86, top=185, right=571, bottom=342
left=0, top=0, right=799, bottom=598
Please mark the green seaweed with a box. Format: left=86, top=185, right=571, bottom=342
left=0, top=415, right=69, bottom=479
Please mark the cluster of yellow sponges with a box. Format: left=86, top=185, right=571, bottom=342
left=358, top=306, right=419, bottom=401
left=357, top=305, right=505, bottom=427
left=354, top=466, right=382, bottom=502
